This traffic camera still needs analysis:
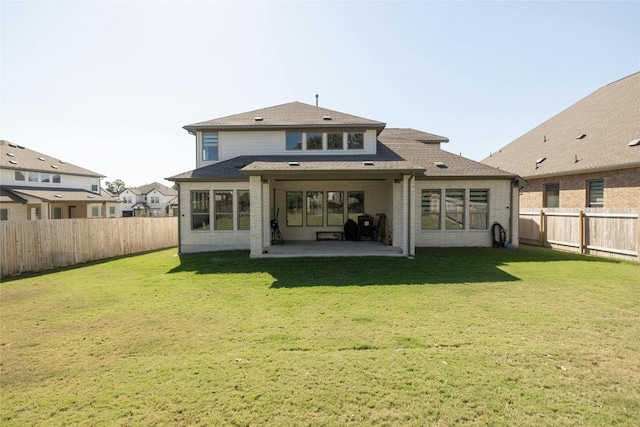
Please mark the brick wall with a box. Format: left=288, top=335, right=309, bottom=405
left=520, top=167, right=640, bottom=209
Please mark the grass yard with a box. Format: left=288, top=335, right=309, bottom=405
left=1, top=246, right=639, bottom=426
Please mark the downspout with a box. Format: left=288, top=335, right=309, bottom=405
left=176, top=182, right=182, bottom=254
left=509, top=179, right=514, bottom=243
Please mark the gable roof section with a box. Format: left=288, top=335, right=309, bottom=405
left=481, top=72, right=640, bottom=178
left=1, top=140, right=104, bottom=177
left=184, top=101, right=386, bottom=134
left=378, top=128, right=449, bottom=144
left=131, top=182, right=178, bottom=196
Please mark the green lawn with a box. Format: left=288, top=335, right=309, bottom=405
left=1, top=246, right=639, bottom=426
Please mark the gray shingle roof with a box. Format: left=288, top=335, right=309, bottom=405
left=377, top=131, right=516, bottom=179
left=1, top=140, right=104, bottom=177
left=482, top=72, right=640, bottom=178
left=184, top=101, right=386, bottom=133
left=168, top=129, right=516, bottom=181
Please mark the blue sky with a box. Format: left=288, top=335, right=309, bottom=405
left=2, top=1, right=639, bottom=188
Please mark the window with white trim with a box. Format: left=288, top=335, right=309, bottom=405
left=445, top=189, right=465, bottom=229
left=421, top=190, right=441, bottom=230
left=214, top=191, right=233, bottom=230
left=202, top=133, right=219, bottom=161
left=469, top=190, right=489, bottom=229
left=191, top=191, right=210, bottom=230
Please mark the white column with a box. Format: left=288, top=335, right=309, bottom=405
left=249, top=175, right=263, bottom=257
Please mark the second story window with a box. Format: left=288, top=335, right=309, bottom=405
left=91, top=178, right=99, bottom=192
left=286, top=132, right=303, bottom=151
left=347, top=133, right=364, bottom=150
left=202, top=132, right=219, bottom=161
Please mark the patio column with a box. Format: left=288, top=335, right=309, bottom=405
left=402, top=174, right=411, bottom=256
left=249, top=175, right=264, bottom=258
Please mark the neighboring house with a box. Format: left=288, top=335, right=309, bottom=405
left=167, top=102, right=521, bottom=257
left=482, top=72, right=640, bottom=209
left=119, top=182, right=178, bottom=217
left=0, top=140, right=120, bottom=220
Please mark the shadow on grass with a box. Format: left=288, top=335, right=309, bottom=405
left=167, top=245, right=622, bottom=288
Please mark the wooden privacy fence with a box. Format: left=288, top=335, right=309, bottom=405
left=1, top=217, right=178, bottom=277
left=519, top=208, right=639, bottom=262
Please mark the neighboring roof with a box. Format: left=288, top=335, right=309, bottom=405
left=1, top=186, right=118, bottom=203
left=131, top=182, right=177, bottom=196
left=184, top=101, right=387, bottom=134
left=482, top=72, right=640, bottom=178
left=0, top=140, right=104, bottom=177
left=168, top=129, right=517, bottom=181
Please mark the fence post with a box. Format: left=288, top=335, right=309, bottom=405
left=539, top=210, right=545, bottom=247
left=579, top=210, right=585, bottom=254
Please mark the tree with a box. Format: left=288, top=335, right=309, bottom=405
left=105, top=179, right=127, bottom=195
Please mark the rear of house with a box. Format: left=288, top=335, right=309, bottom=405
left=168, top=102, right=521, bottom=257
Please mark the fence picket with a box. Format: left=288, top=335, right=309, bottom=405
left=1, top=217, right=178, bottom=277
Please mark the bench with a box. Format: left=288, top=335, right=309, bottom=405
left=316, top=231, right=344, bottom=241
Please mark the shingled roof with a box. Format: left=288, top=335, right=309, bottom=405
left=169, top=129, right=516, bottom=181
left=184, top=101, right=386, bottom=134
left=482, top=72, right=640, bottom=178
left=1, top=140, right=104, bottom=177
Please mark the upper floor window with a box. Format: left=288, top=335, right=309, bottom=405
left=150, top=196, right=160, bottom=204
left=0, top=209, right=8, bottom=221
left=306, top=133, right=323, bottom=150
left=286, top=133, right=303, bottom=151
left=29, top=172, right=38, bottom=182
left=347, top=133, right=364, bottom=150
left=91, top=178, right=99, bottom=192
left=286, top=131, right=366, bottom=151
left=588, top=180, right=604, bottom=207
left=41, top=173, right=50, bottom=183
left=202, top=132, right=219, bottom=161
left=53, top=174, right=61, bottom=183
left=15, top=171, right=25, bottom=181
left=328, top=133, right=343, bottom=150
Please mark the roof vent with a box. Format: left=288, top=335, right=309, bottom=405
left=288, top=161, right=299, bottom=167
left=6, top=152, right=15, bottom=157
left=434, top=161, right=447, bottom=168
left=576, top=134, right=586, bottom=140
left=8, top=160, right=17, bottom=164
left=54, top=194, right=63, bottom=198
left=254, top=116, right=263, bottom=121
left=628, top=138, right=640, bottom=147
left=363, top=161, right=374, bottom=166
left=38, top=157, right=45, bottom=161
left=51, top=165, right=58, bottom=169
left=8, top=142, right=17, bottom=148
left=536, top=157, right=546, bottom=164
left=87, top=195, right=95, bottom=199
left=323, top=116, right=332, bottom=120
left=59, top=160, right=66, bottom=164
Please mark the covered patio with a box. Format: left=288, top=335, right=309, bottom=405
left=261, top=239, right=404, bottom=258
